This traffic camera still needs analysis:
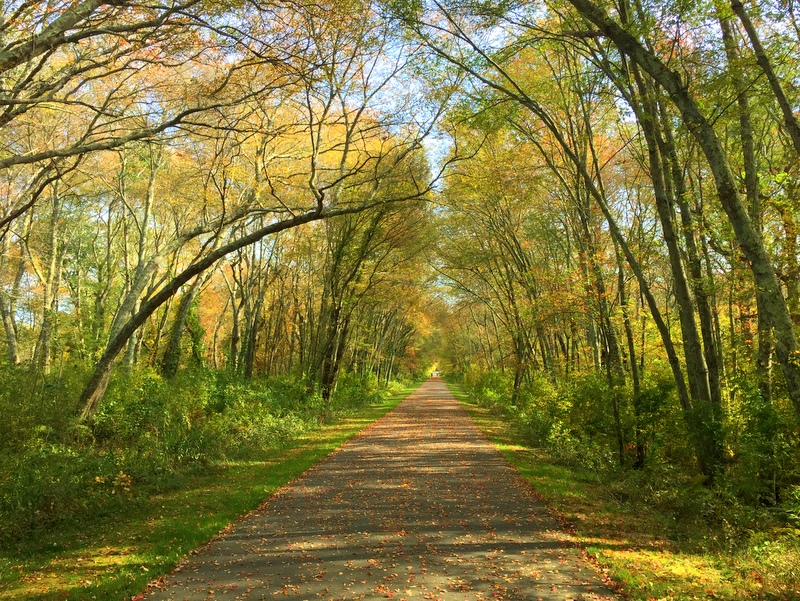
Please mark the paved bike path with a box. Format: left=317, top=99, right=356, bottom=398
left=147, top=378, right=617, bottom=601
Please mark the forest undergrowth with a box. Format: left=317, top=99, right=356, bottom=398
left=448, top=375, right=800, bottom=600
left=0, top=365, right=414, bottom=600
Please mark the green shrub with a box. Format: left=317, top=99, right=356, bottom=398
left=0, top=363, right=394, bottom=548
left=514, top=375, right=561, bottom=444
left=331, top=371, right=381, bottom=410
left=462, top=368, right=511, bottom=409
left=727, top=377, right=799, bottom=507
left=223, top=397, right=310, bottom=454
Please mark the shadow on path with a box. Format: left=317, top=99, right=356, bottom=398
left=147, top=378, right=618, bottom=601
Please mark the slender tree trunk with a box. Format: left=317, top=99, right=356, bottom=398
left=635, top=72, right=714, bottom=409
left=211, top=298, right=228, bottom=370
left=0, top=235, right=22, bottom=364
left=32, top=193, right=64, bottom=375
left=161, top=276, right=203, bottom=379
left=577, top=242, right=601, bottom=371
left=720, top=14, right=773, bottom=402
left=658, top=101, right=724, bottom=413
left=730, top=0, right=800, bottom=155
left=780, top=204, right=800, bottom=324
left=242, top=296, right=263, bottom=378
left=512, top=335, right=526, bottom=404
left=320, top=307, right=350, bottom=402
left=616, top=245, right=640, bottom=395
left=149, top=297, right=172, bottom=366
left=617, top=243, right=644, bottom=467
left=0, top=296, right=19, bottom=365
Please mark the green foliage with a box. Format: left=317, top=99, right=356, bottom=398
left=459, top=367, right=663, bottom=471
left=332, top=371, right=382, bottom=409
left=514, top=374, right=562, bottom=443
left=566, top=374, right=612, bottom=427
left=0, top=364, right=396, bottom=548
left=462, top=367, right=511, bottom=407
left=452, top=366, right=800, bottom=556
left=726, top=376, right=800, bottom=507
left=458, top=388, right=800, bottom=600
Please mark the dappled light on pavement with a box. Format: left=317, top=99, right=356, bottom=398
left=146, top=378, right=618, bottom=601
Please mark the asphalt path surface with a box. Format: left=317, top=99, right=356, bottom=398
left=147, top=378, right=618, bottom=601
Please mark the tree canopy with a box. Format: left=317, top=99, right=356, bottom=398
left=2, top=0, right=800, bottom=593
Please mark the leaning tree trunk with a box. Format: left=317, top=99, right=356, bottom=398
left=526, top=108, right=712, bottom=474
left=657, top=99, right=724, bottom=412
left=631, top=70, right=723, bottom=475
left=79, top=208, right=337, bottom=421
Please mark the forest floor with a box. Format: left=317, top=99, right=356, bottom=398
left=142, top=377, right=617, bottom=601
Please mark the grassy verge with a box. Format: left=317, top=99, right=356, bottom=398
left=0, top=384, right=416, bottom=601
left=449, top=382, right=800, bottom=601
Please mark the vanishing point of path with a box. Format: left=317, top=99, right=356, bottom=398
left=148, top=378, right=618, bottom=601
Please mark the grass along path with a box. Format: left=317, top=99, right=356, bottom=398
left=449, top=383, right=800, bottom=601
left=147, top=376, right=616, bottom=601
left=0, top=385, right=416, bottom=601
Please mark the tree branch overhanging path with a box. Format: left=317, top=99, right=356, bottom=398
left=0, top=0, right=456, bottom=416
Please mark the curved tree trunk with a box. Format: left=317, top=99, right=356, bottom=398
left=79, top=207, right=339, bottom=421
